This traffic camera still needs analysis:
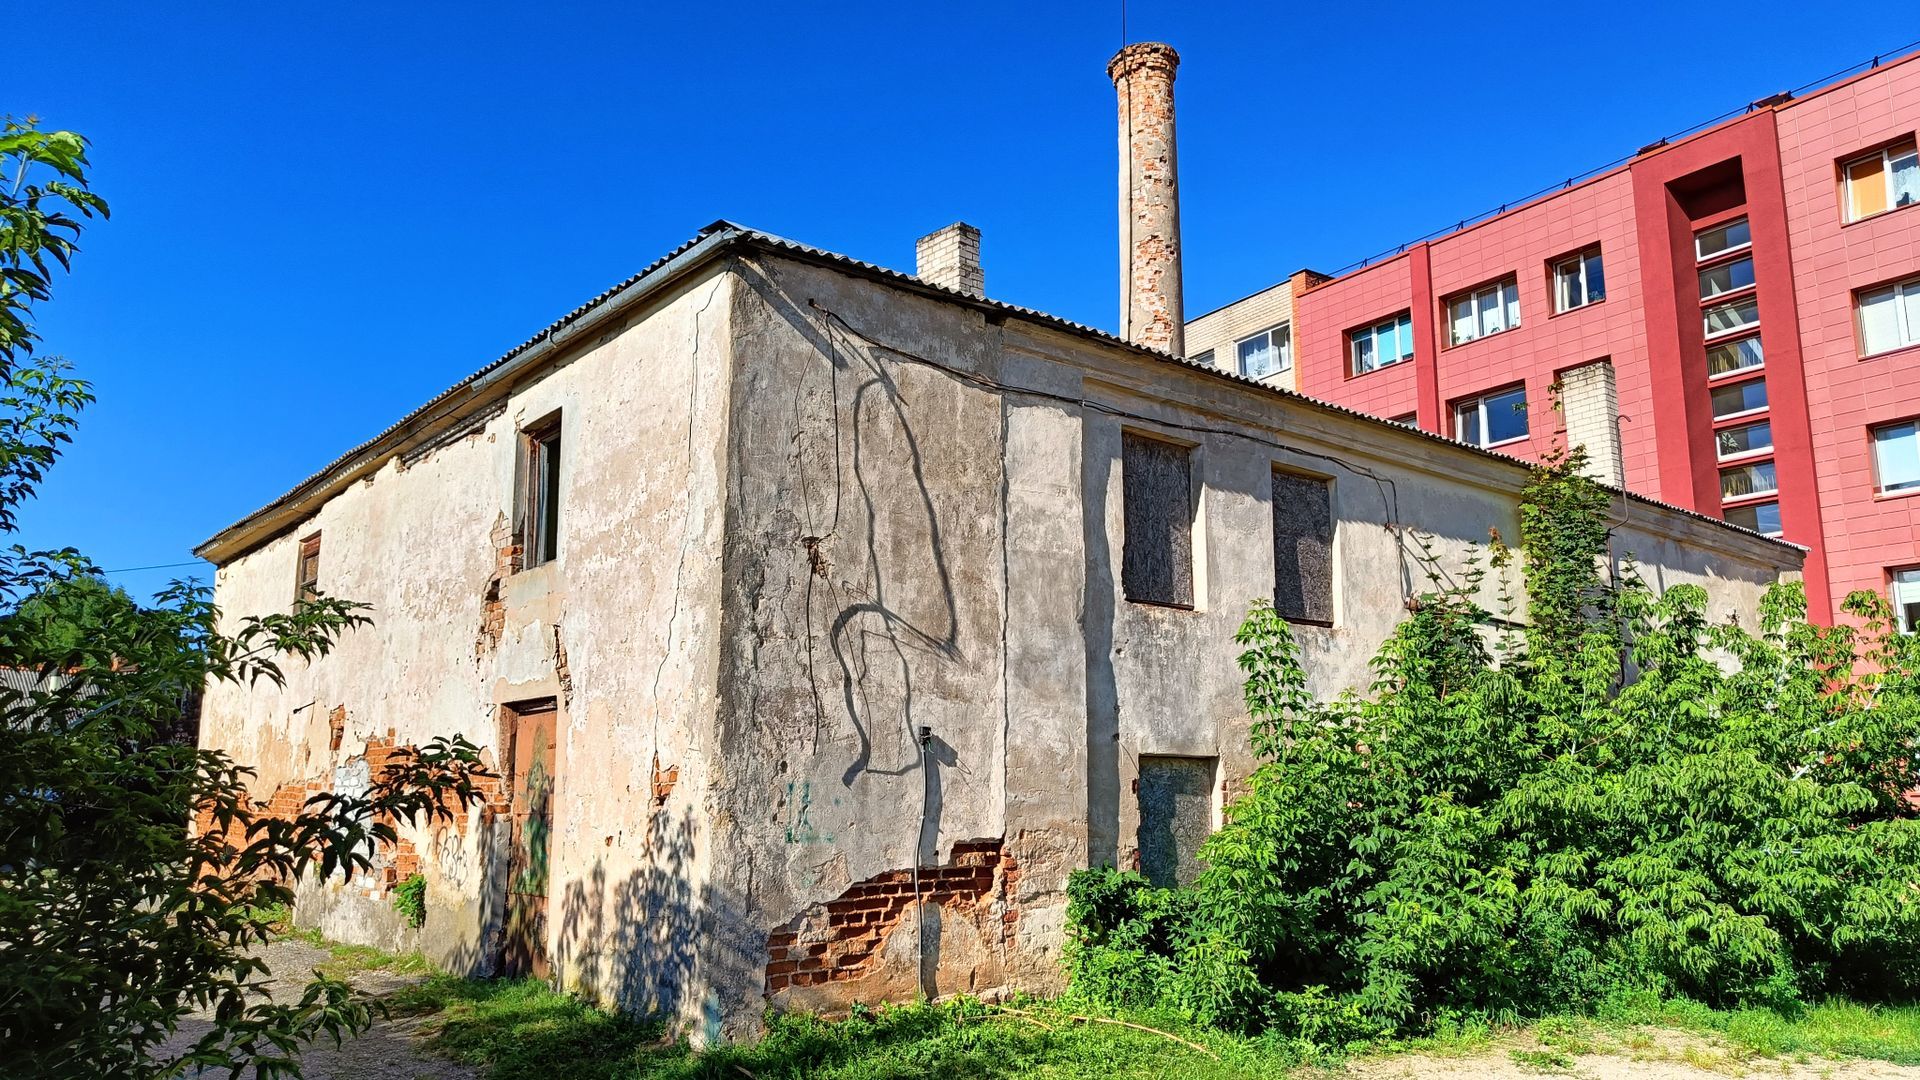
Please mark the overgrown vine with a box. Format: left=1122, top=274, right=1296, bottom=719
left=1065, top=448, right=1920, bottom=1045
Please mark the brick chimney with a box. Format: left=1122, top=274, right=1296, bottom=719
left=914, top=222, right=985, bottom=297
left=1109, top=42, right=1184, bottom=354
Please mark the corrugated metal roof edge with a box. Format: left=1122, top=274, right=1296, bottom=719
left=195, top=219, right=1804, bottom=563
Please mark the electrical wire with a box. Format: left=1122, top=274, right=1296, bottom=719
left=97, top=560, right=209, bottom=575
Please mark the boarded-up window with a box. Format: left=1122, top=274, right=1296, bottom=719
left=1121, top=432, right=1194, bottom=607
left=515, top=412, right=563, bottom=568
left=1272, top=470, right=1334, bottom=625
left=294, top=532, right=322, bottom=606
left=1137, top=756, right=1215, bottom=888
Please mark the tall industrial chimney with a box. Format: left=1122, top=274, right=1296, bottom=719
left=1108, top=42, right=1184, bottom=355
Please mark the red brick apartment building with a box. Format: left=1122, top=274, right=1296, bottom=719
left=1191, top=50, right=1920, bottom=627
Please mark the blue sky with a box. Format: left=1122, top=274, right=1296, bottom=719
left=19, top=1, right=1909, bottom=597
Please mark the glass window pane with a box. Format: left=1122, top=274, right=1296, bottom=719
left=1454, top=404, right=1482, bottom=446
left=1584, top=252, right=1605, bottom=303
left=1477, top=288, right=1503, bottom=335
left=1710, top=378, right=1768, bottom=418
left=1503, top=281, right=1521, bottom=328
left=1699, top=255, right=1755, bottom=298
left=1849, top=153, right=1889, bottom=220
left=1875, top=420, right=1920, bottom=493
left=1704, top=297, right=1760, bottom=337
left=1353, top=332, right=1375, bottom=374
left=1716, top=420, right=1772, bottom=458
left=1720, top=461, right=1777, bottom=500
left=1901, top=284, right=1920, bottom=349
left=1395, top=315, right=1414, bottom=359
left=1275, top=325, right=1292, bottom=369
left=1555, top=260, right=1578, bottom=311
left=1451, top=298, right=1476, bottom=344
left=1724, top=500, right=1781, bottom=535
left=1707, top=335, right=1764, bottom=376
left=1860, top=286, right=1902, bottom=354
left=1696, top=217, right=1751, bottom=260
left=1483, top=387, right=1529, bottom=444
left=1238, top=332, right=1276, bottom=378
left=1895, top=568, right=1920, bottom=634
left=1893, top=150, right=1920, bottom=209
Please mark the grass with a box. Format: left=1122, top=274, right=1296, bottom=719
left=388, top=975, right=1313, bottom=1079
left=374, top=973, right=1920, bottom=1080
left=1595, top=993, right=1920, bottom=1066
left=257, top=903, right=436, bottom=980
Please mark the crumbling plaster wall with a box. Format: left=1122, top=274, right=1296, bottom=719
left=200, top=266, right=738, bottom=1026
left=706, top=254, right=1801, bottom=1034
left=203, top=246, right=1801, bottom=1044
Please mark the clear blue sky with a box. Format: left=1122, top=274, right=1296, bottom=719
left=19, top=1, right=1910, bottom=597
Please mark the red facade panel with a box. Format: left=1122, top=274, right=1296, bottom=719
left=1775, top=56, right=1920, bottom=616
left=1277, top=51, right=1920, bottom=624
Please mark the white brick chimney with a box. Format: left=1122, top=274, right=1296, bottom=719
left=914, top=223, right=985, bottom=297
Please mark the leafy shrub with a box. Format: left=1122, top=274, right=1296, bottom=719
left=1067, top=448, right=1920, bottom=1042
left=393, top=872, right=428, bottom=928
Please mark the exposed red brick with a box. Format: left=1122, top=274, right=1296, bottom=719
left=763, top=837, right=1021, bottom=993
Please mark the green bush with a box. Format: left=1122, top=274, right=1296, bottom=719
left=1066, top=449, right=1920, bottom=1043
left=393, top=872, right=428, bottom=929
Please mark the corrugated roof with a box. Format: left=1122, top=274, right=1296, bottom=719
left=197, top=220, right=1802, bottom=561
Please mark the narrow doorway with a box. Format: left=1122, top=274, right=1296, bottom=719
left=499, top=697, right=558, bottom=979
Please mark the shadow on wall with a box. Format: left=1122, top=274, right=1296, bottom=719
left=737, top=257, right=1516, bottom=872
left=553, top=806, right=761, bottom=1043
left=737, top=259, right=963, bottom=798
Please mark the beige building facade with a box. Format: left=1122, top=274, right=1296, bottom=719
left=197, top=223, right=1802, bottom=1041
left=1184, top=278, right=1297, bottom=389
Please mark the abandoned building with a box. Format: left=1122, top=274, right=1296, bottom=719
left=195, top=43, right=1806, bottom=1041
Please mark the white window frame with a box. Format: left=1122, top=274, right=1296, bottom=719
left=1552, top=249, right=1604, bottom=313
left=1695, top=217, right=1752, bottom=262
left=1446, top=278, right=1521, bottom=346
left=1893, top=567, right=1920, bottom=634
left=1857, top=276, right=1920, bottom=357
left=1350, top=313, right=1413, bottom=375
left=1844, top=141, right=1919, bottom=223
left=1716, top=418, right=1773, bottom=462
left=1704, top=296, right=1760, bottom=340
left=1871, top=418, right=1920, bottom=496
left=1453, top=385, right=1530, bottom=449
left=1706, top=334, right=1764, bottom=381
left=1235, top=324, right=1291, bottom=379
left=1709, top=377, right=1769, bottom=422
left=1191, top=348, right=1215, bottom=368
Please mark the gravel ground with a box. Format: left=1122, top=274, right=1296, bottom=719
left=1343, top=1028, right=1920, bottom=1080
left=155, top=939, right=478, bottom=1080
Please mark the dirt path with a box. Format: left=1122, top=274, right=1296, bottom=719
left=157, top=940, right=478, bottom=1080
left=1343, top=1028, right=1920, bottom=1080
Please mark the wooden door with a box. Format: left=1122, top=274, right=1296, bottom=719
left=500, top=699, right=557, bottom=979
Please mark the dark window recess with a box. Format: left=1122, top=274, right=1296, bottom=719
left=294, top=533, right=322, bottom=605
left=1137, top=756, right=1216, bottom=888
left=1120, top=433, right=1195, bottom=607
left=516, top=414, right=563, bottom=568
left=1272, top=470, right=1334, bottom=625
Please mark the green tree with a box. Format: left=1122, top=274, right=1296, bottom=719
left=1067, top=449, right=1920, bottom=1043
left=0, top=572, right=139, bottom=663
left=0, top=119, right=489, bottom=1078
